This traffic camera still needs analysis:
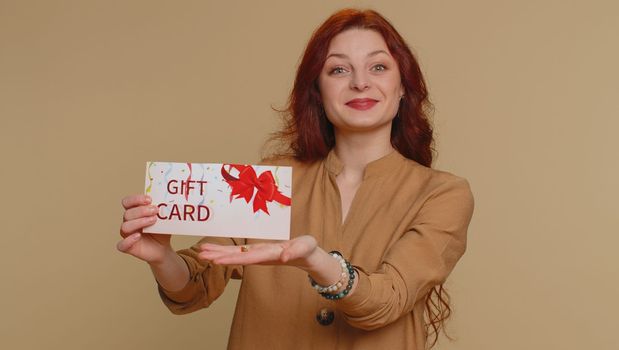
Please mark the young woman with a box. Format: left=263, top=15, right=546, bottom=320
left=118, top=8, right=474, bottom=350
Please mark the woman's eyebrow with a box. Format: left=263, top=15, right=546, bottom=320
left=325, top=50, right=390, bottom=60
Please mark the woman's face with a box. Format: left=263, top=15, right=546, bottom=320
left=318, top=28, right=404, bottom=135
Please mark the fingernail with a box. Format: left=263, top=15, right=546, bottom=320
left=134, top=233, right=141, bottom=240
left=144, top=196, right=151, bottom=204
left=150, top=206, right=158, bottom=214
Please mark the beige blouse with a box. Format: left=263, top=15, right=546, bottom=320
left=158, top=150, right=474, bottom=350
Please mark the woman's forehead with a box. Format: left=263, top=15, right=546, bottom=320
left=326, top=29, right=391, bottom=59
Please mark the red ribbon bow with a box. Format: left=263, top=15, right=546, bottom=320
left=221, top=164, right=291, bottom=215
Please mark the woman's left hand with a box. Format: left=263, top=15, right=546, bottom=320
left=197, top=235, right=319, bottom=271
left=199, top=234, right=354, bottom=292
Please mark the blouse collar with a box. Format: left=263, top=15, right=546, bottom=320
left=324, top=148, right=406, bottom=180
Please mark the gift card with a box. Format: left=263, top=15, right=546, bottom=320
left=143, top=162, right=291, bottom=240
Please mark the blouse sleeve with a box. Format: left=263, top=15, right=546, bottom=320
left=335, top=177, right=474, bottom=330
left=157, top=236, right=245, bottom=315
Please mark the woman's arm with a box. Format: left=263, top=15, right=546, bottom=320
left=335, top=177, right=474, bottom=330
left=198, top=177, right=473, bottom=329
left=148, top=249, right=190, bottom=292
left=156, top=237, right=245, bottom=315
left=117, top=194, right=191, bottom=293
left=196, top=176, right=473, bottom=330
left=117, top=194, right=243, bottom=315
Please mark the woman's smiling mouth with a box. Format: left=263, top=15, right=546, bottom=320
left=345, top=98, right=378, bottom=110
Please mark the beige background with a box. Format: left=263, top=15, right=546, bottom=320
left=1, top=0, right=617, bottom=349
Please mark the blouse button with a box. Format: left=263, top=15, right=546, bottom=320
left=316, top=308, right=335, bottom=326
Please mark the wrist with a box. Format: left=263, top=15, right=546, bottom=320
left=148, top=249, right=190, bottom=293
left=307, top=251, right=356, bottom=300
left=305, top=249, right=344, bottom=286
left=148, top=247, right=178, bottom=269
left=303, top=247, right=327, bottom=273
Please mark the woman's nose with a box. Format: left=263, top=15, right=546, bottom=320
left=350, top=72, right=370, bottom=91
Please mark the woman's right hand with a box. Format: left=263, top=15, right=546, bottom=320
left=117, top=194, right=172, bottom=265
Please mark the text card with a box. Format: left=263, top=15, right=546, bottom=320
left=143, top=162, right=292, bottom=240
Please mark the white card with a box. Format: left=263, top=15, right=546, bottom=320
left=143, top=161, right=291, bottom=240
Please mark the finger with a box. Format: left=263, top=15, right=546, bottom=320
left=199, top=243, right=243, bottom=253
left=197, top=250, right=231, bottom=262
left=121, top=194, right=151, bottom=210
left=124, top=205, right=159, bottom=222
left=116, top=232, right=141, bottom=253
left=209, top=245, right=283, bottom=265
left=197, top=243, right=245, bottom=261
left=119, top=216, right=157, bottom=238
left=198, top=243, right=256, bottom=261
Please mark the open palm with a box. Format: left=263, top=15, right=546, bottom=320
left=198, top=235, right=318, bottom=270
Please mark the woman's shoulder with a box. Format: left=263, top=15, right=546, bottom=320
left=259, top=153, right=295, bottom=166
left=398, top=156, right=472, bottom=197
left=392, top=157, right=475, bottom=221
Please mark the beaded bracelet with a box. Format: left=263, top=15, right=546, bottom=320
left=308, top=251, right=348, bottom=293
left=308, top=251, right=356, bottom=300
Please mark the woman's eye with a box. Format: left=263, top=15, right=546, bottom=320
left=330, top=67, right=346, bottom=75
left=372, top=64, right=387, bottom=72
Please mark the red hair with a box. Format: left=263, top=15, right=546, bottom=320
left=269, top=8, right=435, bottom=168
left=268, top=9, right=451, bottom=348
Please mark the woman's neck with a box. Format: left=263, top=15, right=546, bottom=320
left=333, top=129, right=394, bottom=181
